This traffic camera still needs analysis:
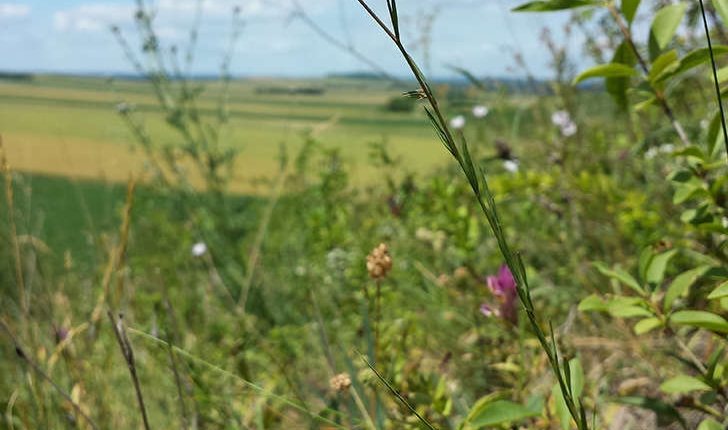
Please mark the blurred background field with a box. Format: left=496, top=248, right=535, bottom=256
left=0, top=74, right=445, bottom=191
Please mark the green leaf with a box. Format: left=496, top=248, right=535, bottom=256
left=668, top=169, right=694, bottom=184
left=717, top=66, right=728, bottom=83
left=646, top=249, right=678, bottom=287
left=568, top=358, right=584, bottom=398
left=648, top=3, right=687, bottom=60
left=673, top=146, right=707, bottom=163
left=660, top=376, right=712, bottom=394
left=697, top=418, right=724, bottom=430
left=424, top=107, right=455, bottom=156
left=670, top=310, right=728, bottom=333
left=458, top=392, right=508, bottom=430
left=661, top=46, right=728, bottom=81
left=466, top=400, right=541, bottom=428
left=607, top=41, right=638, bottom=110
left=664, top=266, right=711, bottom=312
left=609, top=304, right=654, bottom=318
left=552, top=384, right=571, bottom=430
left=593, top=261, right=645, bottom=295
left=634, top=317, right=663, bottom=335
left=638, top=247, right=654, bottom=285
left=707, top=280, right=728, bottom=300
left=386, top=0, right=400, bottom=39
left=512, top=0, right=598, bottom=12
left=633, top=96, right=657, bottom=111
left=707, top=110, right=725, bottom=155
left=615, top=396, right=686, bottom=428
left=673, top=182, right=708, bottom=205
left=622, top=0, right=641, bottom=25
left=714, top=0, right=728, bottom=27
left=573, top=63, right=639, bottom=84
left=648, top=50, right=679, bottom=83
left=578, top=294, right=609, bottom=312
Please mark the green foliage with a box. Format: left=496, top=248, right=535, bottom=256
left=385, top=94, right=418, bottom=112
left=6, top=0, right=728, bottom=429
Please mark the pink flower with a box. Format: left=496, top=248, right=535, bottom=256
left=480, top=265, right=518, bottom=324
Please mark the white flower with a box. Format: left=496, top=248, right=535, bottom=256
left=659, top=143, right=675, bottom=154
left=191, top=242, right=207, bottom=257
left=551, top=110, right=570, bottom=127
left=294, top=266, right=306, bottom=277
left=644, top=147, right=659, bottom=159
left=560, top=121, right=577, bottom=137
left=472, top=105, right=489, bottom=118
left=503, top=159, right=519, bottom=173
left=700, top=119, right=710, bottom=130
left=450, top=115, right=466, bottom=130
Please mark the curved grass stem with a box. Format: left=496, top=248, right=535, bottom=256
left=353, top=2, right=589, bottom=428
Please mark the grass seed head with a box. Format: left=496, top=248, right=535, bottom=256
left=329, top=372, right=352, bottom=392
left=366, top=243, right=392, bottom=280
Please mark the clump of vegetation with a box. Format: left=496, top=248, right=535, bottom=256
left=385, top=94, right=417, bottom=112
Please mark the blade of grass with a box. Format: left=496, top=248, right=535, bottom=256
left=698, top=0, right=728, bottom=157
left=128, top=327, right=353, bottom=430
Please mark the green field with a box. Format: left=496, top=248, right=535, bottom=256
left=0, top=74, right=462, bottom=193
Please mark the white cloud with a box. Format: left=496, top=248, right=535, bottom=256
left=0, top=3, right=29, bottom=19
left=52, top=1, right=297, bottom=34
left=54, top=3, right=134, bottom=32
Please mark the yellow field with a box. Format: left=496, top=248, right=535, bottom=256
left=0, top=75, right=449, bottom=193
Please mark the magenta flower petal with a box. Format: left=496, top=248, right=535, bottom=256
left=483, top=264, right=518, bottom=324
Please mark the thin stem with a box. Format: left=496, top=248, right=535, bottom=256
left=237, top=161, right=287, bottom=310
left=128, top=327, right=352, bottom=430
left=309, top=289, right=337, bottom=371
left=294, top=0, right=398, bottom=82
left=0, top=138, right=28, bottom=322
left=0, top=320, right=100, bottom=430
left=167, top=342, right=189, bottom=430
left=354, top=0, right=460, bottom=158
left=605, top=2, right=691, bottom=147
left=374, top=279, right=381, bottom=366
left=107, top=312, right=151, bottom=430
left=698, top=0, right=728, bottom=157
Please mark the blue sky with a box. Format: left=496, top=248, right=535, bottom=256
left=0, top=0, right=583, bottom=78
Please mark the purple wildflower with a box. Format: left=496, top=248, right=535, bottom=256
left=480, top=265, right=518, bottom=324
left=55, top=327, right=69, bottom=344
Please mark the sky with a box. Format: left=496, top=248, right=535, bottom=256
left=0, top=0, right=585, bottom=79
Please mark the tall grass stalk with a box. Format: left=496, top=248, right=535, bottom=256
left=0, top=319, right=100, bottom=430
left=698, top=0, right=728, bottom=156
left=237, top=161, right=288, bottom=311
left=309, top=288, right=378, bottom=430
left=128, top=327, right=353, bottom=430
left=107, top=311, right=151, bottom=430
left=1, top=137, right=28, bottom=323
left=354, top=1, right=589, bottom=428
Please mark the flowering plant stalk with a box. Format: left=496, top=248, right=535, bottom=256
left=354, top=1, right=589, bottom=428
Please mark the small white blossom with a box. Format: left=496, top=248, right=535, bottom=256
left=560, top=121, right=577, bottom=137
left=700, top=119, right=710, bottom=130
left=191, top=242, right=207, bottom=257
left=503, top=159, right=519, bottom=173
left=472, top=105, right=489, bottom=118
left=450, top=115, right=466, bottom=130
left=551, top=110, right=570, bottom=127
left=659, top=143, right=675, bottom=154
left=644, top=147, right=659, bottom=159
